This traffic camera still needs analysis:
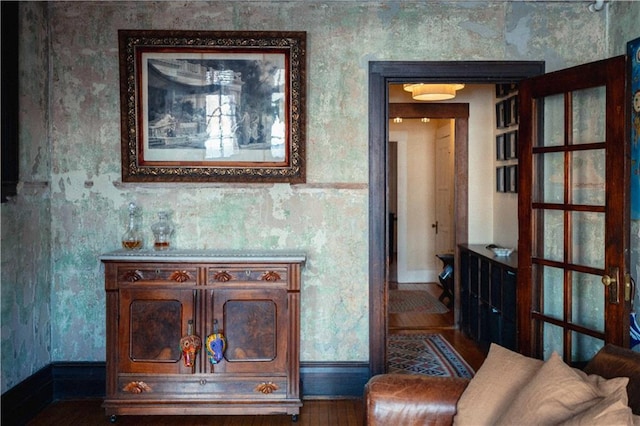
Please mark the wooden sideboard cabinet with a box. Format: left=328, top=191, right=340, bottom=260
left=459, top=244, right=518, bottom=352
left=100, top=250, right=305, bottom=422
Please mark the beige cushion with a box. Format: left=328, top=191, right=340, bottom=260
left=453, top=343, right=543, bottom=425
left=495, top=352, right=630, bottom=425
left=560, top=391, right=634, bottom=426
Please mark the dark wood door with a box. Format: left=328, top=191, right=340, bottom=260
left=518, top=56, right=631, bottom=363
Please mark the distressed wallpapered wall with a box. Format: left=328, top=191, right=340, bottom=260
left=2, top=0, right=638, bottom=393
left=1, top=2, right=51, bottom=394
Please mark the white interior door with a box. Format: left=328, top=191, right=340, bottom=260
left=391, top=126, right=438, bottom=283
left=434, top=120, right=455, bottom=256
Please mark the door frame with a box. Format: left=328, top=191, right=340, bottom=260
left=368, top=61, right=546, bottom=376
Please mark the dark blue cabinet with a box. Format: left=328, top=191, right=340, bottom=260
left=459, top=245, right=518, bottom=351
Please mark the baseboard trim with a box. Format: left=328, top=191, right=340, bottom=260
left=1, top=365, right=53, bottom=426
left=1, top=360, right=370, bottom=424
left=301, top=361, right=370, bottom=398
left=52, top=362, right=106, bottom=399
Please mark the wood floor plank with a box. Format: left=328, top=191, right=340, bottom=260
left=26, top=399, right=364, bottom=426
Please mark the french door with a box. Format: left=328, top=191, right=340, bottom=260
left=518, top=56, right=631, bottom=363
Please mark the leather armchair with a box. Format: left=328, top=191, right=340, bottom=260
left=364, top=344, right=640, bottom=426
left=364, top=374, right=468, bottom=425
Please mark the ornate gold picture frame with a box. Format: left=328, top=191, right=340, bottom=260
left=118, top=30, right=306, bottom=183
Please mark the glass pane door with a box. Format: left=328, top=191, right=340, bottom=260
left=519, top=56, right=629, bottom=363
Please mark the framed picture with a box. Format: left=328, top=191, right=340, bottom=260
left=495, top=83, right=518, bottom=98
left=496, top=101, right=506, bottom=128
left=506, top=165, right=518, bottom=193
left=496, top=84, right=508, bottom=98
left=506, top=130, right=518, bottom=159
left=118, top=30, right=307, bottom=183
left=506, top=95, right=519, bottom=126
left=496, top=134, right=505, bottom=160
left=496, top=166, right=506, bottom=193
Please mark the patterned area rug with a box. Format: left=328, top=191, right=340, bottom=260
left=389, top=289, right=449, bottom=314
left=388, top=334, right=474, bottom=378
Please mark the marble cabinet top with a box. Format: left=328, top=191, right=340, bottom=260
left=100, top=249, right=306, bottom=264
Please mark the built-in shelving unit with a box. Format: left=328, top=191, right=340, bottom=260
left=495, top=83, right=519, bottom=193
left=459, top=244, right=518, bottom=352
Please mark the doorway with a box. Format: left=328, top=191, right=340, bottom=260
left=388, top=117, right=455, bottom=332
left=387, top=103, right=466, bottom=335
left=389, top=113, right=455, bottom=284
left=368, top=61, right=546, bottom=376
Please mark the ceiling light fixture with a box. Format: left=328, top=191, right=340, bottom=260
left=403, top=83, right=465, bottom=101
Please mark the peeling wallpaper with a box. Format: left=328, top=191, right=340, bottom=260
left=2, top=0, right=638, bottom=393
left=1, top=2, right=51, bottom=394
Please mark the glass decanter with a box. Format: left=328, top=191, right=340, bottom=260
left=121, top=202, right=143, bottom=250
left=151, top=211, right=173, bottom=250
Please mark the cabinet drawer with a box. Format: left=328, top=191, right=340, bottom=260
left=208, top=267, right=289, bottom=284
left=117, top=265, right=198, bottom=284
left=117, top=374, right=288, bottom=399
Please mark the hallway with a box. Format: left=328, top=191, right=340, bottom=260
left=388, top=282, right=486, bottom=372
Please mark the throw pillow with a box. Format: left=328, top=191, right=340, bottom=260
left=453, top=343, right=543, bottom=425
left=560, top=388, right=634, bottom=426
left=495, top=352, right=630, bottom=425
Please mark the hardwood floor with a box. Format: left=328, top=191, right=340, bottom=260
left=388, top=282, right=487, bottom=372
left=26, top=283, right=485, bottom=425
left=27, top=399, right=365, bottom=426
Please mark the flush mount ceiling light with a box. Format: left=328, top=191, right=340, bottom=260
left=403, top=83, right=465, bottom=101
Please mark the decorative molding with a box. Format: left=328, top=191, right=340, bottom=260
left=112, top=181, right=369, bottom=190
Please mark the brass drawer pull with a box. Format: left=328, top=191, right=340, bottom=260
left=123, top=381, right=152, bottom=394
left=122, top=270, right=142, bottom=282
left=262, top=271, right=281, bottom=282
left=255, top=382, right=279, bottom=394
left=213, top=271, right=232, bottom=282
left=170, top=270, right=191, bottom=282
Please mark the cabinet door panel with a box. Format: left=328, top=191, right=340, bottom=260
left=490, top=265, right=502, bottom=309
left=119, top=288, right=196, bottom=374
left=211, top=289, right=288, bottom=374
left=480, top=259, right=490, bottom=302
left=502, top=269, right=517, bottom=322
left=225, top=299, right=277, bottom=362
